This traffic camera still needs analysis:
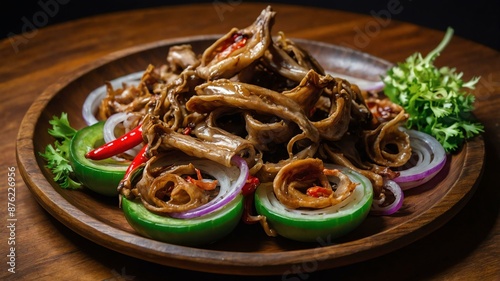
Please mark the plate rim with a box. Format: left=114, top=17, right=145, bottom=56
left=16, top=35, right=486, bottom=275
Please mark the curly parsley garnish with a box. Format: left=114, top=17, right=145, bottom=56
left=39, top=113, right=82, bottom=189
left=383, top=27, right=484, bottom=153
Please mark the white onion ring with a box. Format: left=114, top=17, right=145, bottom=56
left=370, top=179, right=404, bottom=216
left=169, top=155, right=249, bottom=219
left=82, top=71, right=143, bottom=125
left=103, top=112, right=142, bottom=157
left=394, top=128, right=447, bottom=190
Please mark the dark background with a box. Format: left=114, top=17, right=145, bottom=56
left=3, top=0, right=500, bottom=50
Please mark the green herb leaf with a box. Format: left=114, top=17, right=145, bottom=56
left=47, top=112, right=77, bottom=140
left=39, top=113, right=82, bottom=189
left=383, top=27, right=484, bottom=153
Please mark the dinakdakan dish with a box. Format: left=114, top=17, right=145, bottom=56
left=41, top=6, right=481, bottom=245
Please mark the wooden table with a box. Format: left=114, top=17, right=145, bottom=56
left=2, top=3, right=499, bottom=280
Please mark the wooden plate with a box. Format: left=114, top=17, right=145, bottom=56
left=16, top=35, right=485, bottom=275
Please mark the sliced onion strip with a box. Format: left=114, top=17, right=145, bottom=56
left=170, top=155, right=249, bottom=219
left=370, top=179, right=404, bottom=216
left=394, top=128, right=447, bottom=190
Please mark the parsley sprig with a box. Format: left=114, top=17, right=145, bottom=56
left=383, top=27, right=484, bottom=153
left=39, top=113, right=82, bottom=189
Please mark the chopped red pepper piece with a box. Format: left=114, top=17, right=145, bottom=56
left=185, top=168, right=218, bottom=191
left=306, top=186, right=333, bottom=198
left=217, top=32, right=248, bottom=59
left=85, top=125, right=143, bottom=160
left=182, top=126, right=192, bottom=135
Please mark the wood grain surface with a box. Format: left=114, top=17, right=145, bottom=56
left=2, top=3, right=499, bottom=280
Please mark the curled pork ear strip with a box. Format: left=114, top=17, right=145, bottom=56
left=274, top=32, right=325, bottom=75
left=196, top=6, right=275, bottom=80
left=320, top=143, right=384, bottom=197
left=192, top=120, right=260, bottom=166
left=311, top=77, right=353, bottom=141
left=366, top=93, right=405, bottom=125
left=157, top=45, right=200, bottom=84
left=99, top=65, right=156, bottom=120
left=281, top=69, right=328, bottom=115
left=150, top=69, right=204, bottom=131
left=189, top=79, right=320, bottom=158
left=262, top=31, right=325, bottom=83
left=364, top=110, right=412, bottom=167
left=143, top=116, right=257, bottom=168
left=243, top=112, right=296, bottom=152
left=273, top=158, right=357, bottom=209
left=281, top=70, right=366, bottom=141
left=135, top=159, right=211, bottom=214
left=166, top=45, right=200, bottom=73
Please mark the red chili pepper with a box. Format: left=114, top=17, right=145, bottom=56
left=85, top=125, right=143, bottom=160
left=306, top=186, right=333, bottom=198
left=240, top=175, right=261, bottom=224
left=117, top=144, right=148, bottom=195
left=241, top=175, right=260, bottom=196
left=123, top=144, right=149, bottom=179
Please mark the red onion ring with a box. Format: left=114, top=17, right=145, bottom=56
left=82, top=71, right=143, bottom=125
left=170, top=155, right=249, bottom=219
left=370, top=179, right=404, bottom=216
left=394, top=128, right=447, bottom=190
